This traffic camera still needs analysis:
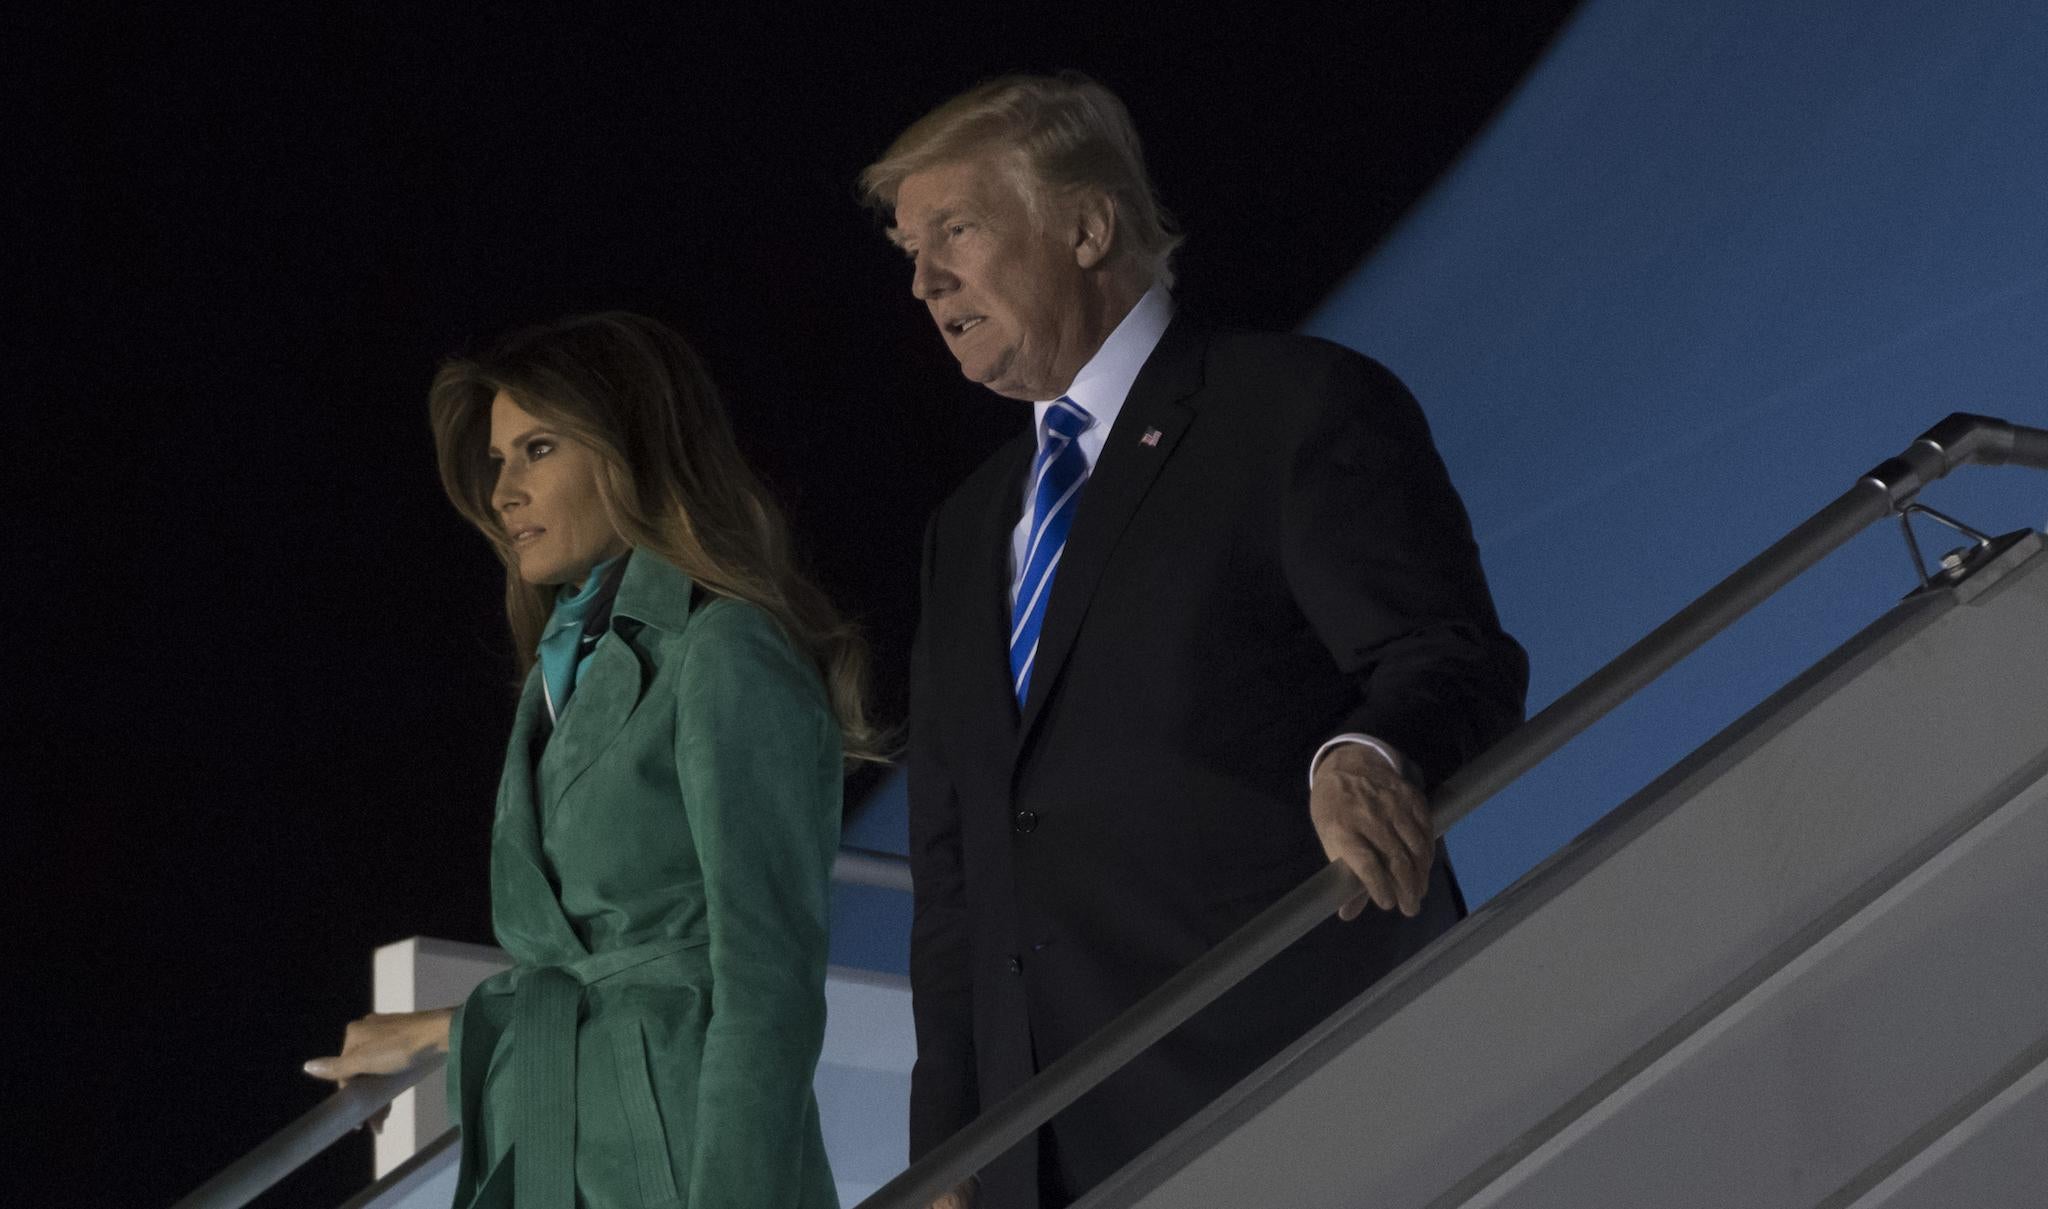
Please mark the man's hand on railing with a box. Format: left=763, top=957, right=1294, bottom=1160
left=303, top=1008, right=454, bottom=1131
left=928, top=1176, right=978, bottom=1209
left=1310, top=743, right=1435, bottom=919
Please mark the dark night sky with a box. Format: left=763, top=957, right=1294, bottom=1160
left=12, top=4, right=1577, bottom=1203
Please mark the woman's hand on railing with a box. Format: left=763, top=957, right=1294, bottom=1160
left=928, top=1176, right=978, bottom=1209
left=1310, top=743, right=1435, bottom=919
left=303, top=1008, right=454, bottom=1130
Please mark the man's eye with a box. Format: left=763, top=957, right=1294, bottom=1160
left=948, top=223, right=970, bottom=237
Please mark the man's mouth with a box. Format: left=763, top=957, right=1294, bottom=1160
left=944, top=316, right=985, bottom=338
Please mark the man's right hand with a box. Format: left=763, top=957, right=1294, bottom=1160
left=1309, top=742, right=1434, bottom=918
left=930, top=1177, right=978, bottom=1209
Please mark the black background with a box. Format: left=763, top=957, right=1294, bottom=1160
left=11, top=4, right=1577, bottom=1203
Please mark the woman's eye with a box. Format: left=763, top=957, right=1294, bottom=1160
left=526, top=440, right=554, bottom=459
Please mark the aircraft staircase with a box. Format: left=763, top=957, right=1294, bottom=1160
left=175, top=414, right=2047, bottom=1209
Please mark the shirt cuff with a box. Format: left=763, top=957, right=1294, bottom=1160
left=1309, top=734, right=1419, bottom=789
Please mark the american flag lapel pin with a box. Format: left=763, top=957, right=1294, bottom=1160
left=1139, top=427, right=1162, bottom=447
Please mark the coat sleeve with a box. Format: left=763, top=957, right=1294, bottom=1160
left=906, top=514, right=981, bottom=1161
left=1280, top=350, right=1530, bottom=790
left=672, top=602, right=840, bottom=1206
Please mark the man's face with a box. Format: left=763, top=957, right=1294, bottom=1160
left=890, top=155, right=1097, bottom=402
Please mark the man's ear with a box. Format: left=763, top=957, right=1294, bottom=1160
left=1072, top=189, right=1117, bottom=270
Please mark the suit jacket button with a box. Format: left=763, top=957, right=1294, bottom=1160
left=1012, top=810, right=1038, bottom=834
left=1007, top=955, right=1023, bottom=975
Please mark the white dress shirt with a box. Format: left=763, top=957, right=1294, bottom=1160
left=1007, top=281, right=1175, bottom=600
left=1004, top=281, right=1411, bottom=789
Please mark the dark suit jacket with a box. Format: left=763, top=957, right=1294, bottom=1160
left=906, top=315, right=1528, bottom=1206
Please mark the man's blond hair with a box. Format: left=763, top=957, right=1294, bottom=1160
left=860, top=72, right=1183, bottom=288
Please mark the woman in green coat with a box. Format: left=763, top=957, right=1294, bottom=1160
left=306, top=312, right=883, bottom=1208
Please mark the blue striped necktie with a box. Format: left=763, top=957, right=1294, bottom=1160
left=1010, top=397, right=1095, bottom=705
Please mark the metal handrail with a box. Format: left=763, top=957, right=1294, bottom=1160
left=335, top=1126, right=460, bottom=1209
left=835, top=844, right=917, bottom=892
left=174, top=845, right=913, bottom=1209
left=170, top=1060, right=445, bottom=1209
left=858, top=412, right=2048, bottom=1209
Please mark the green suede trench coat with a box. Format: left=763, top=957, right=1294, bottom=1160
left=446, top=550, right=841, bottom=1209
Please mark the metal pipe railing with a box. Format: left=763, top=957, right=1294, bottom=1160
left=334, top=1126, right=460, bottom=1209
left=835, top=844, right=917, bottom=892
left=174, top=846, right=913, bottom=1209
left=170, top=1060, right=445, bottom=1209
left=858, top=412, right=2048, bottom=1209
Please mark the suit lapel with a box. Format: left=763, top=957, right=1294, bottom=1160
left=1017, top=315, right=1206, bottom=739
left=972, top=437, right=1034, bottom=742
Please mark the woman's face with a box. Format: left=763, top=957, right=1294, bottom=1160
left=488, top=391, right=628, bottom=588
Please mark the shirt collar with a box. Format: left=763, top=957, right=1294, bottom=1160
left=1035, top=282, right=1174, bottom=434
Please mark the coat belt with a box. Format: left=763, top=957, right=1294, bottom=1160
left=454, top=935, right=710, bottom=1209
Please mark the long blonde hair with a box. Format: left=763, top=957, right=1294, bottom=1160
left=428, top=311, right=887, bottom=764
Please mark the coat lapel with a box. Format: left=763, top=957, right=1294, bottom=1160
left=1017, top=315, right=1206, bottom=739
left=534, top=633, right=648, bottom=821
left=491, top=669, right=588, bottom=960
left=533, top=547, right=685, bottom=823
left=490, top=548, right=688, bottom=964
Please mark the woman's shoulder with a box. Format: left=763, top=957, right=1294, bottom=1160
left=679, top=593, right=786, bottom=646
left=666, top=595, right=823, bottom=699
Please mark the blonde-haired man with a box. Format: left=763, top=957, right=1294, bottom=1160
left=870, top=74, right=1526, bottom=1209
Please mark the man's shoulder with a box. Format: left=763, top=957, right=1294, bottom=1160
left=1197, top=324, right=1401, bottom=390
left=1178, top=324, right=1418, bottom=439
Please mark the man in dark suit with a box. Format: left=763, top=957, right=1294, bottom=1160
left=861, top=74, right=1528, bottom=1209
